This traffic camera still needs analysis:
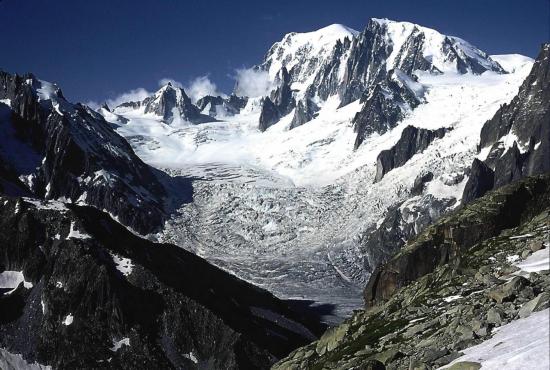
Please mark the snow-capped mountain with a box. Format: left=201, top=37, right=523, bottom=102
left=255, top=18, right=505, bottom=136
left=94, top=20, right=540, bottom=322
left=1, top=13, right=550, bottom=370
left=260, top=23, right=359, bottom=98
left=0, top=71, right=179, bottom=234
left=113, top=82, right=215, bottom=124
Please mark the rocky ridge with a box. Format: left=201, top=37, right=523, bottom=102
left=462, top=43, right=550, bottom=204
left=0, top=71, right=178, bottom=234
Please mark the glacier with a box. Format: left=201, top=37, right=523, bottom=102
left=98, top=20, right=534, bottom=322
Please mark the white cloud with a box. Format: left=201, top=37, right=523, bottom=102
left=87, top=74, right=225, bottom=110
left=233, top=68, right=273, bottom=98
left=184, top=76, right=222, bottom=103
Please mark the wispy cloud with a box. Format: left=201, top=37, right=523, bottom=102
left=184, top=75, right=223, bottom=103
left=88, top=74, right=232, bottom=110
left=233, top=68, right=273, bottom=98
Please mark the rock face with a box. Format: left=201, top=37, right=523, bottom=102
left=374, top=126, right=447, bottom=182
left=461, top=159, right=495, bottom=204
left=196, top=94, right=248, bottom=117
left=0, top=71, right=177, bottom=234
left=463, top=43, right=550, bottom=204
left=339, top=19, right=504, bottom=106
left=258, top=97, right=280, bottom=132
left=258, top=67, right=295, bottom=131
left=353, top=69, right=426, bottom=149
left=290, top=99, right=318, bottom=129
left=0, top=195, right=324, bottom=369
left=357, top=195, right=456, bottom=279
left=273, top=174, right=550, bottom=370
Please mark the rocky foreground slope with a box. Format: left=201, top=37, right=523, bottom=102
left=0, top=194, right=324, bottom=369
left=274, top=174, right=550, bottom=369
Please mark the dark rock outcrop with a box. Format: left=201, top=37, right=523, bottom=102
left=258, top=97, right=280, bottom=132
left=374, top=126, right=447, bottom=182
left=358, top=195, right=456, bottom=280
left=353, top=70, right=425, bottom=149
left=258, top=68, right=295, bottom=132
left=308, top=37, right=354, bottom=102
left=0, top=71, right=179, bottom=234
left=196, top=95, right=224, bottom=113
left=365, top=174, right=550, bottom=307
left=463, top=43, right=550, bottom=204
left=0, top=196, right=324, bottom=369
left=411, top=172, right=434, bottom=195
left=196, top=94, right=248, bottom=117
left=461, top=159, right=494, bottom=204
left=271, top=67, right=295, bottom=115
left=290, top=99, right=319, bottom=130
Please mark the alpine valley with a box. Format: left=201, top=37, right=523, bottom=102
left=0, top=17, right=549, bottom=370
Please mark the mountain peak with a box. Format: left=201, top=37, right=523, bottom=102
left=365, top=17, right=505, bottom=75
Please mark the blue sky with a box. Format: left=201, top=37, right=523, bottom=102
left=1, top=0, right=547, bottom=104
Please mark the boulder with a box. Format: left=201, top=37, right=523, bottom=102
left=315, top=323, right=350, bottom=356
left=487, top=276, right=530, bottom=303
left=518, top=292, right=550, bottom=318
left=529, top=240, right=545, bottom=253
left=447, top=362, right=482, bottom=370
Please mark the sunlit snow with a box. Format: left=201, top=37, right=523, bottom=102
left=101, top=53, right=533, bottom=321
left=440, top=309, right=550, bottom=370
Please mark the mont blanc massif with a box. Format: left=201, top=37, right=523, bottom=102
left=1, top=18, right=549, bottom=370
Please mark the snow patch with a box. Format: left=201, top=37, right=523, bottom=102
left=67, top=221, right=91, bottom=240
left=506, top=255, right=520, bottom=263
left=440, top=309, right=549, bottom=370
left=0, top=271, right=33, bottom=294
left=23, top=198, right=68, bottom=212
left=109, top=252, right=133, bottom=276
left=110, top=338, right=130, bottom=352
left=514, top=248, right=550, bottom=273
left=183, top=352, right=198, bottom=364
left=0, top=348, right=52, bottom=370
left=62, top=314, right=74, bottom=326
left=443, top=295, right=461, bottom=303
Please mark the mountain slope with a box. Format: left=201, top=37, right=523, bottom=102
left=0, top=195, right=323, bottom=369
left=0, top=71, right=184, bottom=234
left=462, top=43, right=550, bottom=204
left=101, top=34, right=532, bottom=321
left=274, top=174, right=550, bottom=370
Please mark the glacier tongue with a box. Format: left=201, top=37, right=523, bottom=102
left=102, top=54, right=532, bottom=322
